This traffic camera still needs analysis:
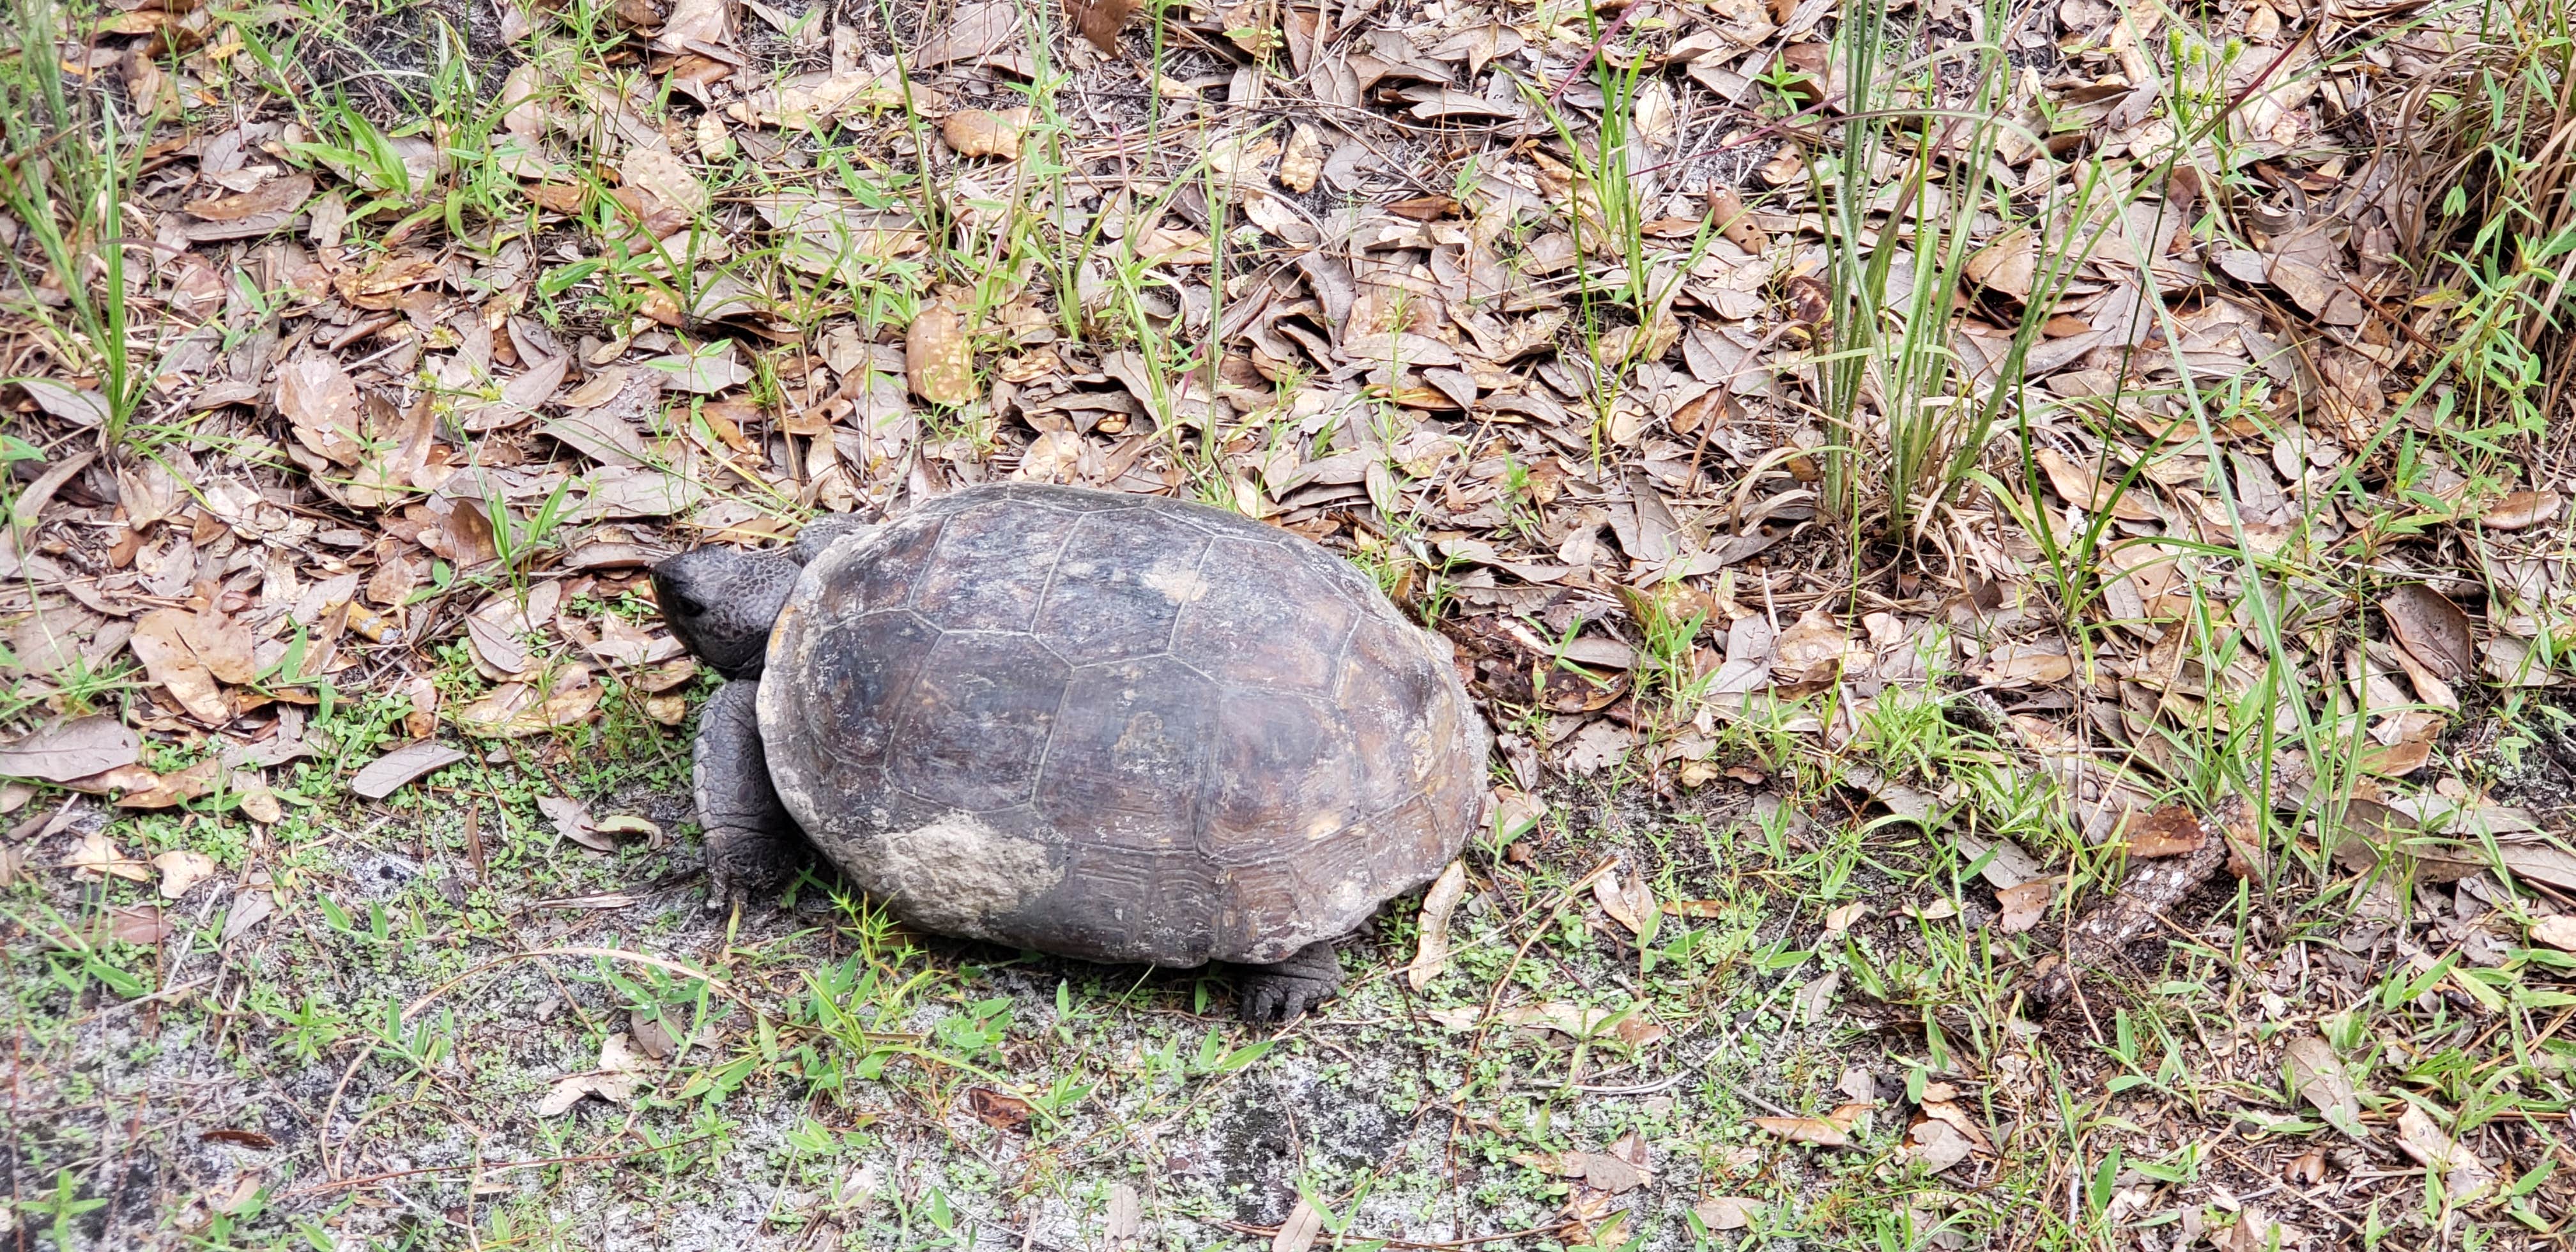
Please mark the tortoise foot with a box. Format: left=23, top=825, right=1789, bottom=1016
left=1236, top=940, right=1342, bottom=1022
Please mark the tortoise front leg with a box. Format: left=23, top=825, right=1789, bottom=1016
left=692, top=679, right=806, bottom=911
left=1236, top=940, right=1343, bottom=1022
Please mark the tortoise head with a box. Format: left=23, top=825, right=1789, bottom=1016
left=650, top=547, right=799, bottom=680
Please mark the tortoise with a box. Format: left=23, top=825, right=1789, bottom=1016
left=650, top=482, right=1489, bottom=1019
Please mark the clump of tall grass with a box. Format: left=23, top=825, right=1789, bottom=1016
left=2386, top=4, right=2575, bottom=461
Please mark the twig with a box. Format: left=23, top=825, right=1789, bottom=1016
left=285, top=1133, right=723, bottom=1198
left=318, top=945, right=758, bottom=1179
left=1542, top=1, right=1639, bottom=113
left=1212, top=1218, right=1563, bottom=1249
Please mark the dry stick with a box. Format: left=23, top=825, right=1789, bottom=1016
left=1541, top=0, right=1639, bottom=113
left=285, top=1133, right=720, bottom=1199
left=1213, top=1218, right=1564, bottom=1249
left=318, top=945, right=753, bottom=1179
left=1459, top=857, right=1619, bottom=1071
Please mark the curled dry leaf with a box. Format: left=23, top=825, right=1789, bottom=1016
left=907, top=303, right=977, bottom=406
left=153, top=849, right=219, bottom=899
left=2382, top=583, right=2476, bottom=681
left=1993, top=878, right=2053, bottom=933
left=68, top=830, right=152, bottom=881
left=1406, top=859, right=1468, bottom=991
left=1067, top=0, right=1139, bottom=52
left=941, top=108, right=1032, bottom=158
left=1751, top=1103, right=1869, bottom=1147
left=1591, top=864, right=1655, bottom=932
left=2483, top=489, right=2563, bottom=531
left=2528, top=915, right=2576, bottom=950
left=1770, top=608, right=1859, bottom=685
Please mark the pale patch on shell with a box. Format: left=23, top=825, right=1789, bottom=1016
left=1142, top=565, right=1211, bottom=604
left=872, top=813, right=1062, bottom=940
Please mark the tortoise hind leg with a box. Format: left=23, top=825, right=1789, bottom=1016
left=1236, top=940, right=1342, bottom=1022
left=693, top=679, right=808, bottom=910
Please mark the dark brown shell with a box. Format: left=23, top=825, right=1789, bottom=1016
left=758, top=483, right=1488, bottom=966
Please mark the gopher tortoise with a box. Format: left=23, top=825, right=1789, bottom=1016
left=651, top=482, right=1489, bottom=1019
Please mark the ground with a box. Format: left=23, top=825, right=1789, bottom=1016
left=6, top=0, right=2576, bottom=1247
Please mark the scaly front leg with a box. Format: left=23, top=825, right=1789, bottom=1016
left=692, top=679, right=806, bottom=911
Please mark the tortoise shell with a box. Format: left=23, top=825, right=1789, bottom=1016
left=757, top=482, right=1489, bottom=966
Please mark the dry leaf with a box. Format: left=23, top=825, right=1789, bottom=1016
left=1269, top=1198, right=1322, bottom=1252
left=907, top=303, right=976, bottom=406
left=2483, top=489, right=2563, bottom=531
left=2382, top=583, right=2476, bottom=682
left=153, top=849, right=219, bottom=899
left=2285, top=1035, right=2363, bottom=1139
left=2393, top=1103, right=2495, bottom=1202
left=1407, top=860, right=1468, bottom=991
left=351, top=741, right=467, bottom=799
left=1068, top=0, right=1138, bottom=51
left=1694, top=1196, right=1767, bottom=1231
left=1994, top=878, right=2052, bottom=933
left=2529, top=915, right=2576, bottom=950
left=2118, top=803, right=2206, bottom=859
left=0, top=715, right=140, bottom=782
left=1966, top=227, right=2037, bottom=299
left=941, top=109, right=1031, bottom=158
left=1278, top=123, right=1325, bottom=193
left=68, top=830, right=152, bottom=881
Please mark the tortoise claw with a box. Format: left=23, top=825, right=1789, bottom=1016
left=1236, top=941, right=1342, bottom=1023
